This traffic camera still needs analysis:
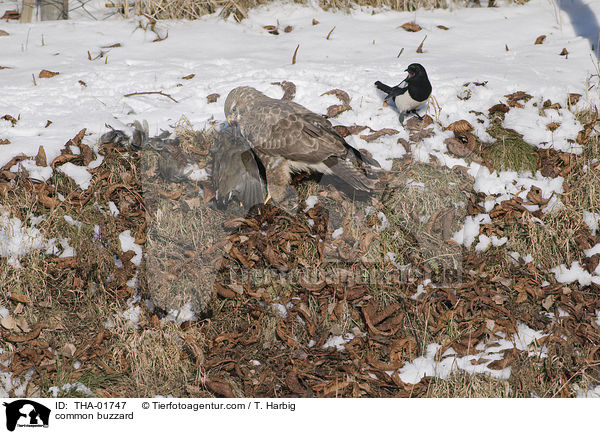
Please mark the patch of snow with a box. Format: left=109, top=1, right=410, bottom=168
left=304, top=196, right=319, bottom=211
left=108, top=201, right=120, bottom=216
left=63, top=215, right=83, bottom=229
left=552, top=261, right=600, bottom=287
left=583, top=211, right=599, bottom=235
left=49, top=382, right=94, bottom=398
left=584, top=244, right=600, bottom=257
left=272, top=303, right=288, bottom=318
left=119, top=230, right=143, bottom=266
left=322, top=332, right=354, bottom=352
left=452, top=214, right=491, bottom=248
left=395, top=322, right=547, bottom=384
left=57, top=162, right=92, bottom=190
left=166, top=302, right=197, bottom=323
left=332, top=227, right=344, bottom=239
left=185, top=165, right=209, bottom=181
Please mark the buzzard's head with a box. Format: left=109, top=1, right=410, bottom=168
left=225, top=86, right=259, bottom=125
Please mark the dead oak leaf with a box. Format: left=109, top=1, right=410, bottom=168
left=206, top=93, right=220, bottom=103
left=360, top=128, right=399, bottom=142
left=400, top=22, right=421, bottom=32
left=39, top=69, right=59, bottom=78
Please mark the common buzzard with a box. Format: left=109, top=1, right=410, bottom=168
left=224, top=86, right=380, bottom=202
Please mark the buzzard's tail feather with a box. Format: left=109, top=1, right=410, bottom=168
left=326, top=158, right=376, bottom=191
left=351, top=147, right=381, bottom=168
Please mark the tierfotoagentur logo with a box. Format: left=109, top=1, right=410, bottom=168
left=3, top=400, right=50, bottom=432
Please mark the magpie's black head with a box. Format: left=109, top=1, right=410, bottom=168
left=405, top=63, right=428, bottom=82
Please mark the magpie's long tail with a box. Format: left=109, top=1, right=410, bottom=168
left=374, top=80, right=393, bottom=94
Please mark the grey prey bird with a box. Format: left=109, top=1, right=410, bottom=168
left=374, top=63, right=432, bottom=123
left=211, top=124, right=267, bottom=209
left=224, top=86, right=380, bottom=203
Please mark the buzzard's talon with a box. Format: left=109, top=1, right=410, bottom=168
left=264, top=193, right=272, bottom=205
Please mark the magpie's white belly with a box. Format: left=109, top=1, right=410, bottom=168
left=393, top=91, right=425, bottom=113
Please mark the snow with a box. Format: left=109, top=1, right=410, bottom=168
left=49, top=382, right=94, bottom=398
left=583, top=211, right=599, bottom=235
left=576, top=385, right=600, bottom=398
left=503, top=102, right=583, bottom=154
left=304, top=195, right=319, bottom=211
left=584, top=243, right=600, bottom=258
left=56, top=162, right=93, bottom=189
left=552, top=261, right=600, bottom=287
left=166, top=301, right=197, bottom=323
left=332, top=227, right=344, bottom=239
left=108, top=201, right=120, bottom=216
left=395, top=322, right=547, bottom=384
left=0, top=0, right=597, bottom=187
left=0, top=369, right=34, bottom=398
left=0, top=208, right=48, bottom=263
left=451, top=214, right=491, bottom=248
left=272, top=303, right=288, bottom=318
left=119, top=229, right=143, bottom=266
left=63, top=215, right=83, bottom=229
left=322, top=332, right=355, bottom=351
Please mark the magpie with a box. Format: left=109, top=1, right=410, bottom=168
left=375, top=63, right=432, bottom=123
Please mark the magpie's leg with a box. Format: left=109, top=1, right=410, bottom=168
left=408, top=110, right=423, bottom=121
left=398, top=112, right=406, bottom=125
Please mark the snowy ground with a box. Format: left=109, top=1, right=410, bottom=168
left=1, top=0, right=599, bottom=170
left=1, top=0, right=600, bottom=396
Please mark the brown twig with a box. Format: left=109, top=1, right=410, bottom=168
left=416, top=35, right=427, bottom=53
left=124, top=91, right=178, bottom=103
left=292, top=44, right=300, bottom=65
left=326, top=26, right=336, bottom=40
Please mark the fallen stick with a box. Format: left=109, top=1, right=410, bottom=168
left=124, top=90, right=178, bottom=103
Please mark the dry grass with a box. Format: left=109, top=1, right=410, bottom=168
left=2, top=94, right=598, bottom=399
left=133, top=0, right=509, bottom=21
left=377, top=158, right=469, bottom=283
left=484, top=121, right=539, bottom=173
left=502, top=106, right=600, bottom=270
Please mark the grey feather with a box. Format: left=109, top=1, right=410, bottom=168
left=210, top=125, right=267, bottom=209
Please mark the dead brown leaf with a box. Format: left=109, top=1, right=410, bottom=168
left=446, top=120, right=473, bottom=135
left=39, top=69, right=59, bottom=78
left=360, top=128, right=399, bottom=142
left=400, top=22, right=421, bottom=32
left=271, top=81, right=296, bottom=101
left=488, top=103, right=510, bottom=115
left=1, top=114, right=17, bottom=126
left=206, top=93, right=219, bottom=103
